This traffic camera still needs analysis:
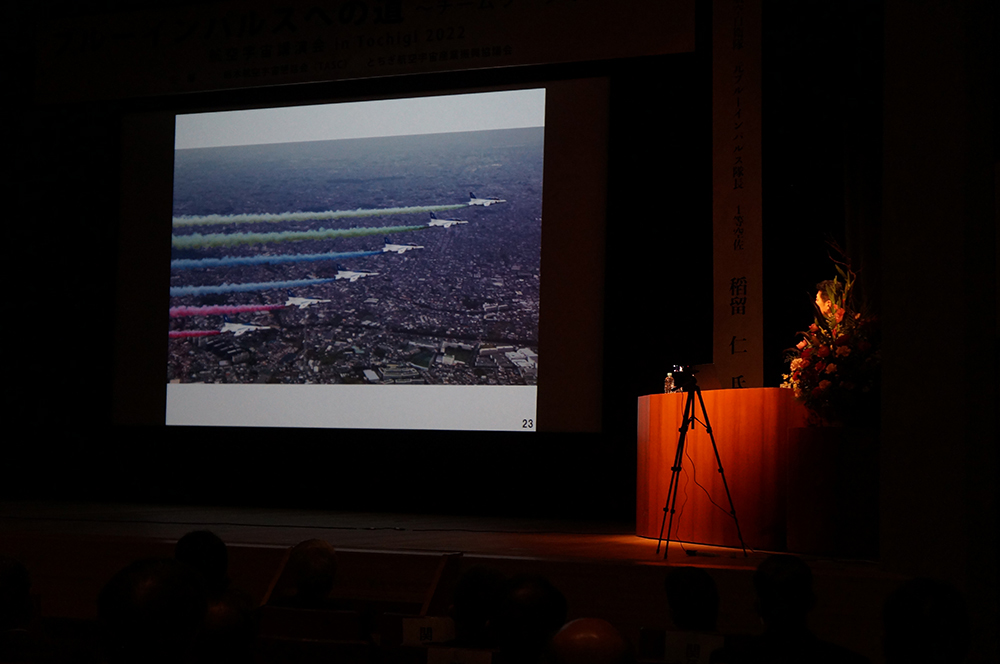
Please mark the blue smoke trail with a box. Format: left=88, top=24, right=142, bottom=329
left=171, top=223, right=426, bottom=249
left=170, top=278, right=335, bottom=297
left=171, top=250, right=381, bottom=270
left=172, top=204, right=468, bottom=227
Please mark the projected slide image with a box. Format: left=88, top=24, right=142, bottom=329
left=168, top=91, right=544, bottom=395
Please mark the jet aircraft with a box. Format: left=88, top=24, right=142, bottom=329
left=468, top=191, right=506, bottom=206
left=221, top=316, right=272, bottom=336
left=382, top=237, right=425, bottom=254
left=334, top=264, right=378, bottom=282
left=428, top=212, right=468, bottom=228
left=284, top=291, right=331, bottom=309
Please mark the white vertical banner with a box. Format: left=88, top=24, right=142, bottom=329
left=713, top=0, right=763, bottom=389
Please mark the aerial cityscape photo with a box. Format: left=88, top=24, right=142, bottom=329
left=167, top=94, right=544, bottom=390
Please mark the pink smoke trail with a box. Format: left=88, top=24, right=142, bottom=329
left=169, top=304, right=286, bottom=318
left=168, top=330, right=221, bottom=338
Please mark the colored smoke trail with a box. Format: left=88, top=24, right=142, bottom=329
left=169, top=330, right=221, bottom=338
left=170, top=278, right=335, bottom=297
left=171, top=250, right=381, bottom=270
left=172, top=204, right=468, bottom=227
left=172, top=224, right=426, bottom=249
left=169, top=304, right=286, bottom=318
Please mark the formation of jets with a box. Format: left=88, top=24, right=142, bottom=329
left=221, top=316, right=272, bottom=336
left=468, top=191, right=506, bottom=207
left=428, top=212, right=468, bottom=228
left=382, top=237, right=424, bottom=254
left=174, top=194, right=512, bottom=336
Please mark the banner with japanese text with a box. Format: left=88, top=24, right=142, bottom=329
left=712, top=0, right=762, bottom=388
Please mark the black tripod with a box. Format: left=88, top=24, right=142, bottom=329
left=655, top=380, right=748, bottom=559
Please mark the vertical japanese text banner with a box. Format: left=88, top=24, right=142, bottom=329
left=713, top=0, right=762, bottom=389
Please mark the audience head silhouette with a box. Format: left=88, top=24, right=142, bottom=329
left=194, top=589, right=256, bottom=664
left=753, top=554, right=815, bottom=630
left=706, top=554, right=872, bottom=664
left=175, top=530, right=229, bottom=599
left=883, top=577, right=969, bottom=664
left=664, top=566, right=719, bottom=632
left=494, top=573, right=568, bottom=662
left=98, top=558, right=207, bottom=664
left=548, top=618, right=629, bottom=664
left=271, top=538, right=338, bottom=608
left=451, top=564, right=507, bottom=648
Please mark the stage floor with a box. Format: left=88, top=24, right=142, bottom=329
left=0, top=500, right=898, bottom=577
left=2, top=500, right=839, bottom=568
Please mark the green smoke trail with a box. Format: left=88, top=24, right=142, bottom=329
left=172, top=204, right=468, bottom=227
left=172, top=224, right=427, bottom=250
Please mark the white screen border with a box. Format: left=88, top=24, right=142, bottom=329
left=166, top=384, right=538, bottom=431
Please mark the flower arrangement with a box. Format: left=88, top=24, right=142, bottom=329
left=781, top=257, right=880, bottom=427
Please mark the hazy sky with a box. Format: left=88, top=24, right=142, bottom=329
left=175, top=88, right=546, bottom=149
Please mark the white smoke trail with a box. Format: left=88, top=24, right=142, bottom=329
left=172, top=204, right=468, bottom=227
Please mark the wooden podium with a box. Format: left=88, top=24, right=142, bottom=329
left=637, top=388, right=807, bottom=550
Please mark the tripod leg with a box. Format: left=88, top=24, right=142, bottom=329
left=656, top=390, right=696, bottom=557
left=695, top=389, right=748, bottom=556
left=656, top=423, right=687, bottom=555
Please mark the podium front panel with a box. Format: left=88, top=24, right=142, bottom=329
left=637, top=388, right=806, bottom=550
